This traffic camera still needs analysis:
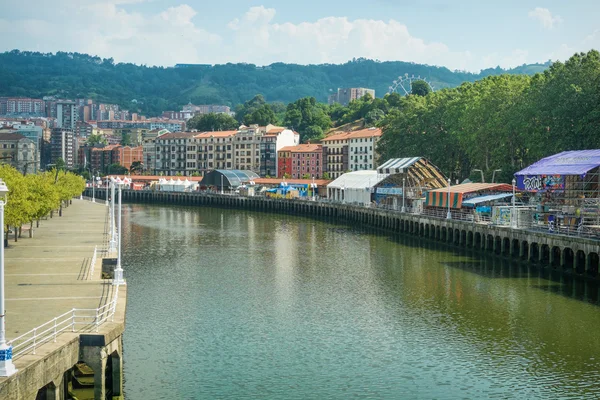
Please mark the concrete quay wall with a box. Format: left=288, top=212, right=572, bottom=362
left=91, top=188, right=600, bottom=278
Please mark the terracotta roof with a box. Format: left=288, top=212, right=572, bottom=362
left=429, top=183, right=514, bottom=194
left=347, top=127, right=382, bottom=138
left=279, top=144, right=322, bottom=153
left=107, top=175, right=203, bottom=182
left=266, top=127, right=286, bottom=134
left=254, top=178, right=331, bottom=186
left=156, top=131, right=197, bottom=140
left=194, top=130, right=237, bottom=138
left=321, top=132, right=351, bottom=142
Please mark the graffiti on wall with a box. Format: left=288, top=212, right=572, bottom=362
left=520, top=175, right=564, bottom=192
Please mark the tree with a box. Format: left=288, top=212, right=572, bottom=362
left=411, top=80, right=432, bottom=96
left=187, top=113, right=238, bottom=131
left=243, top=104, right=278, bottom=126
left=283, top=97, right=332, bottom=142
left=365, top=109, right=385, bottom=126
left=129, top=161, right=143, bottom=174
left=107, top=163, right=128, bottom=175
left=121, top=132, right=132, bottom=146
left=87, top=134, right=107, bottom=146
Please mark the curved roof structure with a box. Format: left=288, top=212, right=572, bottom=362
left=200, top=170, right=259, bottom=188
left=328, top=170, right=388, bottom=189
left=377, top=157, right=447, bottom=189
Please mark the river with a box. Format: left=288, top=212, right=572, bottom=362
left=121, top=203, right=600, bottom=399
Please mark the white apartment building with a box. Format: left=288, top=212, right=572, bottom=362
left=142, top=129, right=169, bottom=174
left=259, top=127, right=299, bottom=177
left=321, top=132, right=351, bottom=179
left=347, top=127, right=382, bottom=171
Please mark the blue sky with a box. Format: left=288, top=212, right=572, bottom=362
left=0, top=0, right=598, bottom=71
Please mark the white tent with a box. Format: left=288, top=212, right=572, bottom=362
left=327, top=170, right=389, bottom=205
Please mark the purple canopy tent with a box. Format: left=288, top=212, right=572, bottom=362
left=515, top=150, right=600, bottom=191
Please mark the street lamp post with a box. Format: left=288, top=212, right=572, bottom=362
left=113, top=182, right=125, bottom=285
left=220, top=174, right=224, bottom=195
left=0, top=179, right=16, bottom=377
left=311, top=176, right=316, bottom=201
left=401, top=177, right=406, bottom=213
left=92, top=173, right=96, bottom=203
left=512, top=178, right=517, bottom=229
left=105, top=176, right=109, bottom=206
left=109, top=179, right=117, bottom=252
left=446, top=178, right=452, bottom=220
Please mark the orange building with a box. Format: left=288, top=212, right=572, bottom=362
left=278, top=144, right=324, bottom=179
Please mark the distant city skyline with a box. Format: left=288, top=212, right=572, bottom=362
left=0, top=0, right=598, bottom=72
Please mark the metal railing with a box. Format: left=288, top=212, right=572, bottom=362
left=7, top=243, right=122, bottom=359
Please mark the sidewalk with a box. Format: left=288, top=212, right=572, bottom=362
left=4, top=199, right=113, bottom=340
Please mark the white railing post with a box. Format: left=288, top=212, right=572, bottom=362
left=53, top=317, right=57, bottom=342
left=95, top=308, right=99, bottom=332
left=71, top=308, right=76, bottom=332
left=32, top=328, right=37, bottom=355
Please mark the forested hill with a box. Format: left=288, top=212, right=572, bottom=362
left=0, top=50, right=550, bottom=115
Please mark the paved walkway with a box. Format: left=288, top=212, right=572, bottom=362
left=4, top=199, right=114, bottom=340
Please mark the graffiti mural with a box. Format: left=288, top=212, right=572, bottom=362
left=518, top=175, right=564, bottom=192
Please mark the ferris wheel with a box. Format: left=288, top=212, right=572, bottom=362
left=388, top=74, right=435, bottom=95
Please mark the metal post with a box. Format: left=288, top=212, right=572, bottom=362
left=0, top=200, right=17, bottom=376
left=446, top=178, right=452, bottom=220
left=312, top=176, right=315, bottom=201
left=221, top=174, right=224, bottom=195
left=113, top=184, right=125, bottom=285
left=92, top=174, right=95, bottom=202
left=401, top=177, right=406, bottom=213
left=105, top=176, right=109, bottom=206
left=109, top=181, right=117, bottom=252
left=512, top=178, right=517, bottom=229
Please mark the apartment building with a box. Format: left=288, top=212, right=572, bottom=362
left=321, top=132, right=351, bottom=179
left=347, top=127, right=382, bottom=171
left=195, top=131, right=237, bottom=175
left=233, top=125, right=264, bottom=173
left=259, top=127, right=299, bottom=177
left=56, top=101, right=78, bottom=130
left=0, top=97, right=45, bottom=116
left=142, top=129, right=169, bottom=174
left=278, top=144, right=323, bottom=179
left=50, top=128, right=76, bottom=169
left=154, top=132, right=198, bottom=176
left=328, top=88, right=375, bottom=106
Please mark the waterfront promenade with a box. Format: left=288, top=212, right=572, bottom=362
left=1, top=198, right=127, bottom=400
left=5, top=199, right=111, bottom=340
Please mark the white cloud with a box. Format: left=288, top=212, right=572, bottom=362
left=528, top=7, right=562, bottom=29
left=0, top=3, right=562, bottom=72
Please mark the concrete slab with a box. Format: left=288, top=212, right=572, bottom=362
left=4, top=199, right=112, bottom=340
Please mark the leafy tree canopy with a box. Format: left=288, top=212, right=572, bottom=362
left=188, top=112, right=239, bottom=131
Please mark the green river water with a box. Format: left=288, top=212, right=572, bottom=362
left=121, top=203, right=600, bottom=399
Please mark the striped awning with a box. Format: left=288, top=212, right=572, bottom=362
left=425, top=191, right=463, bottom=209
left=377, top=157, right=422, bottom=174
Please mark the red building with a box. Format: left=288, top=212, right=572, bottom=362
left=278, top=144, right=323, bottom=179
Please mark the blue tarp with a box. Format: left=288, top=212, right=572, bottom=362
left=515, top=150, right=600, bottom=176
left=462, top=193, right=513, bottom=207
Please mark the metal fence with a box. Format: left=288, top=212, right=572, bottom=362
left=7, top=246, right=122, bottom=359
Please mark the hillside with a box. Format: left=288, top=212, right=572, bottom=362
left=0, top=50, right=550, bottom=116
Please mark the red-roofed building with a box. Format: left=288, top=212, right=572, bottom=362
left=278, top=144, right=324, bottom=178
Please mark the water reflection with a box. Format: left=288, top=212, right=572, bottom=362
left=123, top=204, right=600, bottom=399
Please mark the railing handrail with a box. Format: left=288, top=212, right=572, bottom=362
left=7, top=243, right=122, bottom=358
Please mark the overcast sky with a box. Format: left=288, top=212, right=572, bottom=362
left=0, top=0, right=598, bottom=72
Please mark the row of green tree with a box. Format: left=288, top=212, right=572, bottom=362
left=0, top=165, right=85, bottom=242
left=378, top=50, right=600, bottom=183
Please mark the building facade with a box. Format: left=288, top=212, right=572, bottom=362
left=0, top=97, right=45, bottom=116
left=50, top=128, right=76, bottom=169
left=259, top=127, right=299, bottom=177
left=347, top=128, right=382, bottom=171
left=195, top=131, right=237, bottom=175
left=56, top=101, right=78, bottom=130
left=0, top=132, right=37, bottom=174
left=284, top=144, right=324, bottom=179
left=154, top=132, right=198, bottom=176
left=328, top=88, right=375, bottom=106
left=321, top=132, right=350, bottom=179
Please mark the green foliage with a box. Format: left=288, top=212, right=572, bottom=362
left=187, top=112, right=238, bottom=131
left=410, top=80, right=432, bottom=96
left=121, top=132, right=132, bottom=146
left=322, top=172, right=331, bottom=180
left=0, top=165, right=84, bottom=235
left=107, top=163, right=128, bottom=175
left=378, top=50, right=600, bottom=182
left=283, top=97, right=331, bottom=142
left=243, top=104, right=278, bottom=126
left=87, top=134, right=107, bottom=146
left=0, top=50, right=550, bottom=116
left=129, top=161, right=143, bottom=174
